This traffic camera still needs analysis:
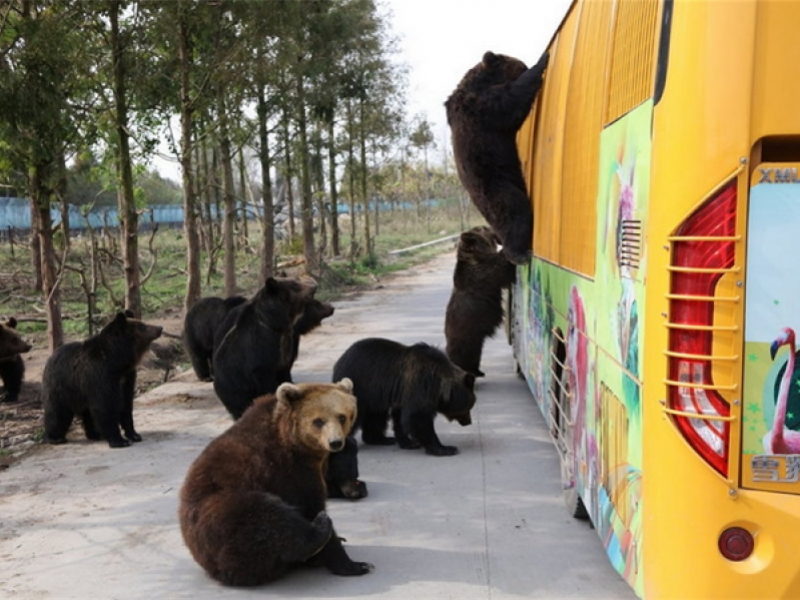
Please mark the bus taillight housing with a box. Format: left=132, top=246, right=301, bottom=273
left=666, top=182, right=738, bottom=476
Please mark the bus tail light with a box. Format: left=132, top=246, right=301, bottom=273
left=665, top=182, right=738, bottom=476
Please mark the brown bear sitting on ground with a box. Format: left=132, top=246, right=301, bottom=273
left=445, top=50, right=549, bottom=265
left=0, top=317, right=32, bottom=403
left=41, top=312, right=163, bottom=448
left=212, top=277, right=317, bottom=419
left=332, top=338, right=476, bottom=456
left=179, top=379, right=373, bottom=586
left=445, top=226, right=516, bottom=377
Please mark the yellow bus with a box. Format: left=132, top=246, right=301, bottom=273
left=509, top=0, right=800, bottom=597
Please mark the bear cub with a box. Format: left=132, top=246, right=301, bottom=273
left=445, top=50, right=549, bottom=265
left=41, top=311, right=163, bottom=448
left=179, top=379, right=373, bottom=586
left=445, top=226, right=516, bottom=377
left=332, top=338, right=476, bottom=456
left=0, top=317, right=32, bottom=403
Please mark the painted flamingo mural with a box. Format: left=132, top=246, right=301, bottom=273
left=763, top=327, right=800, bottom=454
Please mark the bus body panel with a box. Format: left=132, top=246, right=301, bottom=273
left=512, top=0, right=800, bottom=597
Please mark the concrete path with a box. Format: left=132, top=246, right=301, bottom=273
left=0, top=252, right=634, bottom=599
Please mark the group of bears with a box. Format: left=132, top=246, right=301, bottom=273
left=179, top=47, right=549, bottom=586
left=0, top=49, right=549, bottom=587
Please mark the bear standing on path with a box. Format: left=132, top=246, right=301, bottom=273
left=0, top=317, right=32, bottom=403
left=179, top=379, right=373, bottom=586
left=445, top=50, right=549, bottom=265
left=332, top=338, right=476, bottom=456
left=183, top=295, right=246, bottom=381
left=445, top=226, right=516, bottom=377
left=212, top=277, right=317, bottom=419
left=41, top=312, right=163, bottom=448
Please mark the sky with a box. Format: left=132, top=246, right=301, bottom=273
left=382, top=0, right=572, bottom=160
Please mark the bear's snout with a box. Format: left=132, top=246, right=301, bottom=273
left=458, top=413, right=472, bottom=426
left=329, top=438, right=344, bottom=452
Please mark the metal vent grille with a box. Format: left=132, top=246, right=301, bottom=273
left=617, top=218, right=642, bottom=271
left=606, top=0, right=660, bottom=124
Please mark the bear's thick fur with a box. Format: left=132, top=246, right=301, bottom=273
left=184, top=295, right=246, bottom=381
left=445, top=50, right=549, bottom=265
left=41, top=312, right=163, bottom=448
left=445, top=226, right=516, bottom=377
left=332, top=338, right=476, bottom=456
left=179, top=379, right=373, bottom=586
left=212, top=277, right=317, bottom=419
left=325, top=435, right=367, bottom=500
left=0, top=317, right=32, bottom=403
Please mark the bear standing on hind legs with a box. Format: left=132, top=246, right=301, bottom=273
left=445, top=226, right=516, bottom=378
left=445, top=50, right=549, bottom=265
left=179, top=379, right=373, bottom=586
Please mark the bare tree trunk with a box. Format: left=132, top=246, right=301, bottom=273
left=281, top=112, right=295, bottom=240
left=110, top=0, right=141, bottom=317
left=237, top=146, right=248, bottom=242
left=257, top=83, right=275, bottom=282
left=217, top=88, right=236, bottom=296
left=30, top=198, right=42, bottom=292
left=31, top=166, right=63, bottom=351
left=327, top=118, right=340, bottom=256
left=178, top=0, right=201, bottom=311
left=296, top=74, right=317, bottom=275
left=346, top=101, right=357, bottom=260
left=358, top=97, right=372, bottom=255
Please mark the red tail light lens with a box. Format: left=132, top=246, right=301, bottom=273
left=668, top=182, right=737, bottom=476
left=718, top=526, right=754, bottom=561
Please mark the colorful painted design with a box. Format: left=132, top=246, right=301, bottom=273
left=513, top=100, right=652, bottom=596
left=743, top=171, right=800, bottom=471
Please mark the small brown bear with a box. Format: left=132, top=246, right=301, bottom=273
left=445, top=226, right=516, bottom=377
left=179, top=379, right=373, bottom=586
left=0, top=317, right=32, bottom=403
left=41, top=312, right=163, bottom=448
left=445, top=50, right=549, bottom=265
left=332, top=338, right=476, bottom=456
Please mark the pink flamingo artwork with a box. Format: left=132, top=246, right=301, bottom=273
left=763, top=327, right=800, bottom=454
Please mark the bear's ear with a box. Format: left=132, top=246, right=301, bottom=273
left=482, top=51, right=499, bottom=67
left=123, top=309, right=135, bottom=319
left=335, top=377, right=353, bottom=393
left=5, top=317, right=17, bottom=329
left=264, top=277, right=279, bottom=294
left=276, top=382, right=305, bottom=405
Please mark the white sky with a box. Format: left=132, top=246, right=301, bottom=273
left=382, top=0, right=572, bottom=159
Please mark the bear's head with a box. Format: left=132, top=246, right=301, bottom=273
left=255, top=276, right=318, bottom=327
left=103, top=311, right=163, bottom=362
left=457, top=228, right=500, bottom=264
left=479, top=51, right=528, bottom=86
left=295, top=299, right=335, bottom=336
left=276, top=378, right=357, bottom=455
left=0, top=317, right=32, bottom=360
left=440, top=366, right=476, bottom=427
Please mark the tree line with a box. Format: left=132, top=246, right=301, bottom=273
left=0, top=0, right=447, bottom=351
